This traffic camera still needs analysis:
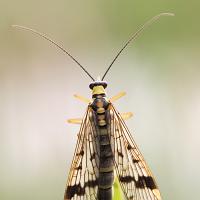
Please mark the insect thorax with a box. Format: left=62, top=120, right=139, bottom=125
left=89, top=82, right=109, bottom=124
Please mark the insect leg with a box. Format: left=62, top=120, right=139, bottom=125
left=109, top=92, right=126, bottom=103
left=74, top=94, right=91, bottom=104
left=67, top=118, right=82, bottom=124
left=120, top=112, right=133, bottom=120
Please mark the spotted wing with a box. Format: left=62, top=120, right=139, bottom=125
left=64, top=107, right=99, bottom=200
left=109, top=105, right=162, bottom=200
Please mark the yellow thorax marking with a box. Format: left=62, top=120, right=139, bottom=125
left=92, top=85, right=106, bottom=96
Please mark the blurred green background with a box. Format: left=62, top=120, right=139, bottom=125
left=1, top=0, right=200, bottom=200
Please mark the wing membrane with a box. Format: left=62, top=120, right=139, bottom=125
left=64, top=107, right=99, bottom=200
left=65, top=104, right=162, bottom=200
left=109, top=104, right=162, bottom=200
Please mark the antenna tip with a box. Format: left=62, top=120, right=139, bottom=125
left=160, top=12, right=175, bottom=17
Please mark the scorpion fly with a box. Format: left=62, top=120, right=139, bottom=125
left=13, top=12, right=174, bottom=200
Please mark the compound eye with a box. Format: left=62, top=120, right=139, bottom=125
left=101, top=82, right=107, bottom=89
left=89, top=83, right=95, bottom=89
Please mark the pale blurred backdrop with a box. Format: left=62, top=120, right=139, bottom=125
left=1, top=1, right=200, bottom=200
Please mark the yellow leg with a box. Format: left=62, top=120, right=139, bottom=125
left=120, top=112, right=133, bottom=120
left=73, top=94, right=91, bottom=104
left=67, top=112, right=132, bottom=125
left=109, top=92, right=126, bottom=103
left=67, top=118, right=82, bottom=124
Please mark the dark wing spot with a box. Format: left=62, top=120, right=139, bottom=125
left=76, top=150, right=84, bottom=157
left=133, top=159, right=139, bottom=163
left=119, top=175, right=157, bottom=189
left=127, top=144, right=133, bottom=150
left=118, top=151, right=124, bottom=158
left=135, top=176, right=144, bottom=188
left=75, top=165, right=82, bottom=170
left=119, top=175, right=134, bottom=183
left=86, top=179, right=98, bottom=188
left=144, top=176, right=157, bottom=190
left=65, top=179, right=98, bottom=199
left=65, top=183, right=85, bottom=199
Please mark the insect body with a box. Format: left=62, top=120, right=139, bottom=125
left=66, top=82, right=115, bottom=200
left=90, top=83, right=113, bottom=199
left=13, top=12, right=174, bottom=200
left=65, top=81, right=161, bottom=200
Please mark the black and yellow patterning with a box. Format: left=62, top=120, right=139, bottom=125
left=64, top=81, right=162, bottom=200
left=12, top=12, right=173, bottom=200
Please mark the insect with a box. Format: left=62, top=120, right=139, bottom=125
left=13, top=12, right=174, bottom=200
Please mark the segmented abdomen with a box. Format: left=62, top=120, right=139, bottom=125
left=92, top=98, right=114, bottom=200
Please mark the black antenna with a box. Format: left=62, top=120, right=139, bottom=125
left=101, top=12, right=174, bottom=81
left=12, top=25, right=95, bottom=81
